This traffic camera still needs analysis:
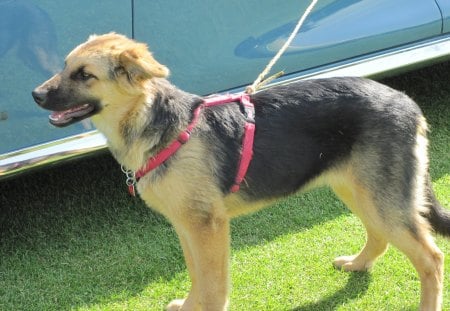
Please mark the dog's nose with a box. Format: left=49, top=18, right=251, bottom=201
left=32, top=89, right=47, bottom=106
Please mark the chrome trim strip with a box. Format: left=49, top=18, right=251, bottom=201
left=0, top=131, right=107, bottom=178
left=1, top=36, right=450, bottom=179
left=264, top=35, right=450, bottom=88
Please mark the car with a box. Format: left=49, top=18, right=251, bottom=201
left=1, top=0, right=450, bottom=179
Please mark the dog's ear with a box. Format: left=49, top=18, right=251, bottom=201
left=118, top=46, right=169, bottom=83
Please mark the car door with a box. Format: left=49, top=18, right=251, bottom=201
left=133, top=0, right=443, bottom=95
left=434, top=0, right=450, bottom=32
left=0, top=0, right=131, bottom=155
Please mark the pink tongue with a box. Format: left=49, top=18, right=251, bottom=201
left=49, top=104, right=93, bottom=124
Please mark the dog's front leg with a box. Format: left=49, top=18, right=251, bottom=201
left=168, top=208, right=230, bottom=311
left=168, top=233, right=201, bottom=311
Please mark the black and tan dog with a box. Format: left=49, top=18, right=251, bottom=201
left=32, top=33, right=450, bottom=310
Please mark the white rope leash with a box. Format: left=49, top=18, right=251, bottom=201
left=245, top=0, right=319, bottom=94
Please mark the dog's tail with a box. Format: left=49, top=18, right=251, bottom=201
left=424, top=174, right=450, bottom=237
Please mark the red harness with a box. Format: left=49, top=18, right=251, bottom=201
left=123, top=93, right=255, bottom=196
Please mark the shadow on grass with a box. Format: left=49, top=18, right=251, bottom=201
left=292, top=272, right=371, bottom=311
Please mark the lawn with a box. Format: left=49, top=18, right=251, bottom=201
left=1, top=63, right=449, bottom=310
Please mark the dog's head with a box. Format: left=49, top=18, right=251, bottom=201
left=32, top=33, right=169, bottom=127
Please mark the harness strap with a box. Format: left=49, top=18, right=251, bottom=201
left=126, top=93, right=255, bottom=196
left=230, top=94, right=255, bottom=192
left=135, top=105, right=202, bottom=179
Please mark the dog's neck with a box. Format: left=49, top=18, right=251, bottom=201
left=92, top=79, right=201, bottom=171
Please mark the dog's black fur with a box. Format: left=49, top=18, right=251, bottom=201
left=246, top=78, right=407, bottom=199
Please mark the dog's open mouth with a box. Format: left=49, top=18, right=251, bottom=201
left=49, top=103, right=96, bottom=127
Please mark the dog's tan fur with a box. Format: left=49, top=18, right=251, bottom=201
left=33, top=33, right=448, bottom=311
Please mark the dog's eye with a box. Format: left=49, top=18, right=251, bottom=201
left=71, top=67, right=96, bottom=81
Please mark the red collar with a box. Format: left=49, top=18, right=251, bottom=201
left=124, top=93, right=255, bottom=196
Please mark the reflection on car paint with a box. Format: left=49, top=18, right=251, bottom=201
left=235, top=0, right=363, bottom=58
left=0, top=0, right=61, bottom=76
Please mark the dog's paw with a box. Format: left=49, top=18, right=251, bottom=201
left=333, top=255, right=371, bottom=272
left=166, top=299, right=185, bottom=311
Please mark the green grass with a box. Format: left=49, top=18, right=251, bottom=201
left=1, top=63, right=449, bottom=310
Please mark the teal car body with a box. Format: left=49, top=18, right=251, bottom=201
left=1, top=0, right=449, bottom=178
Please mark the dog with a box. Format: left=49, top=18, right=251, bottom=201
left=32, top=33, right=450, bottom=310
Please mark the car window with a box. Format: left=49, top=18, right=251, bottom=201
left=0, top=0, right=131, bottom=154
left=134, top=0, right=442, bottom=95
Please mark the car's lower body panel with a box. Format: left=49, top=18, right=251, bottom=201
left=1, top=35, right=450, bottom=180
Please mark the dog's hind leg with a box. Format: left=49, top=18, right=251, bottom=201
left=333, top=228, right=388, bottom=272
left=330, top=166, right=444, bottom=310
left=388, top=226, right=444, bottom=310
left=331, top=174, right=389, bottom=271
